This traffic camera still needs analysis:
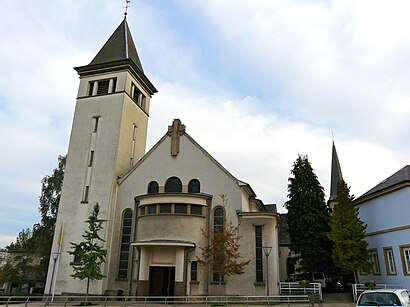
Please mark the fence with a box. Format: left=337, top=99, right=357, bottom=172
left=0, top=295, right=312, bottom=306
left=352, top=283, right=402, bottom=302
left=279, top=282, right=322, bottom=301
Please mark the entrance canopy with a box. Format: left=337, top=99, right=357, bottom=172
left=131, top=239, right=196, bottom=248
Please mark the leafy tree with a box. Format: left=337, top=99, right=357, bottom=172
left=330, top=180, right=371, bottom=282
left=69, top=203, right=107, bottom=298
left=198, top=195, right=250, bottom=291
left=0, top=155, right=66, bottom=293
left=0, top=229, right=39, bottom=288
left=284, top=154, right=334, bottom=274
left=39, top=155, right=66, bottom=229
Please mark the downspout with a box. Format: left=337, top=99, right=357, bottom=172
left=184, top=247, right=195, bottom=296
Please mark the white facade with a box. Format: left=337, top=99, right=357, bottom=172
left=45, top=19, right=280, bottom=297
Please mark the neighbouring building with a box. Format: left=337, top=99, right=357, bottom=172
left=355, top=165, right=410, bottom=288
left=45, top=17, right=280, bottom=297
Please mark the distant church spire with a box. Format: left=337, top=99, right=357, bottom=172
left=329, top=141, right=344, bottom=202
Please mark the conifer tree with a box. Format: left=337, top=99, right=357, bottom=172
left=285, top=154, right=333, bottom=274
left=330, top=180, right=371, bottom=281
left=69, top=203, right=107, bottom=298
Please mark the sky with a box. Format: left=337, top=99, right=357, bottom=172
left=0, top=0, right=409, bottom=248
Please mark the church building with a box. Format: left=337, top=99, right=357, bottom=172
left=45, top=18, right=280, bottom=297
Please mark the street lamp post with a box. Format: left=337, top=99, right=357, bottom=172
left=48, top=252, right=60, bottom=298
left=262, top=246, right=272, bottom=297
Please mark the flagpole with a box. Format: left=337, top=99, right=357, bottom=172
left=51, top=221, right=63, bottom=301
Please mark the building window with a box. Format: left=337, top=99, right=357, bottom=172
left=147, top=204, right=157, bottom=214
left=191, top=205, right=202, bottom=215
left=118, top=209, right=132, bottom=279
left=160, top=204, right=172, bottom=213
left=384, top=247, right=397, bottom=275
left=188, top=179, right=200, bottom=193
left=82, top=186, right=90, bottom=203
left=191, top=261, right=198, bottom=281
left=92, top=117, right=100, bottom=133
left=130, top=125, right=137, bottom=167
left=399, top=245, right=410, bottom=276
left=139, top=206, right=145, bottom=216
left=286, top=257, right=296, bottom=275
left=88, top=82, right=95, bottom=96
left=213, top=208, right=224, bottom=231
left=212, top=207, right=225, bottom=282
left=131, top=83, right=146, bottom=110
left=147, top=181, right=159, bottom=194
left=175, top=204, right=188, bottom=214
left=88, top=151, right=94, bottom=167
left=89, top=78, right=117, bottom=96
left=97, top=80, right=110, bottom=95
left=370, top=249, right=381, bottom=275
left=255, top=226, right=263, bottom=282
left=165, top=177, right=182, bottom=193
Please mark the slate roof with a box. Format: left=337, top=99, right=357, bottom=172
left=329, top=142, right=343, bottom=201
left=89, top=18, right=144, bottom=72
left=278, top=214, right=290, bottom=246
left=356, top=165, right=410, bottom=203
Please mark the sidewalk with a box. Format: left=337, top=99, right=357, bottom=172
left=318, top=292, right=355, bottom=307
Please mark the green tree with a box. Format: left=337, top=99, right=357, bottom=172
left=0, top=229, right=39, bottom=289
left=198, top=195, right=250, bottom=291
left=0, top=155, right=66, bottom=293
left=284, top=154, right=333, bottom=274
left=69, top=203, right=107, bottom=298
left=330, top=180, right=371, bottom=282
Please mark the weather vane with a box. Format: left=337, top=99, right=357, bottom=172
left=124, top=0, right=130, bottom=18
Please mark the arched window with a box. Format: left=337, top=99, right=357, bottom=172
left=188, top=179, right=200, bottom=193
left=213, top=207, right=224, bottom=231
left=165, top=177, right=182, bottom=193
left=147, top=181, right=159, bottom=194
left=118, top=209, right=133, bottom=279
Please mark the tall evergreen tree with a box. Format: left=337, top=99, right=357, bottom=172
left=69, top=203, right=107, bottom=298
left=285, top=154, right=333, bottom=274
left=329, top=180, right=371, bottom=282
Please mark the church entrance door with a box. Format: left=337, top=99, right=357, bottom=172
left=149, top=266, right=175, bottom=297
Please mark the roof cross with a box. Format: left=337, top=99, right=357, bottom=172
left=124, top=0, right=130, bottom=19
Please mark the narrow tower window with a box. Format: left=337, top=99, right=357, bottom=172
left=92, top=117, right=100, bottom=133
left=118, top=209, right=133, bottom=279
left=82, top=186, right=90, bottom=203
left=255, top=226, right=263, bottom=282
left=88, top=151, right=94, bottom=167
left=130, top=125, right=137, bottom=167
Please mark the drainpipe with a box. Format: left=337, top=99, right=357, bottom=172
left=184, top=247, right=196, bottom=296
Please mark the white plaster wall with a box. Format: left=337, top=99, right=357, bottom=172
left=46, top=68, right=151, bottom=295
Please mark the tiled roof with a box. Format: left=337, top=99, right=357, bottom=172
left=89, top=19, right=144, bottom=72
left=356, top=165, right=410, bottom=202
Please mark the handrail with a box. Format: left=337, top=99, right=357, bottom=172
left=0, top=294, right=312, bottom=306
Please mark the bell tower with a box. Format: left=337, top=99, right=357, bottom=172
left=45, top=18, right=157, bottom=295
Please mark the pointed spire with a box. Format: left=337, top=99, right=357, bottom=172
left=89, top=19, right=144, bottom=72
left=329, top=141, right=343, bottom=201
